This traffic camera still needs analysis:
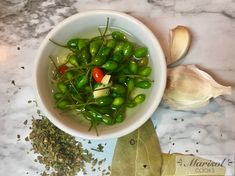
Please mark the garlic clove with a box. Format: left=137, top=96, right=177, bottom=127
left=168, top=26, right=191, bottom=65
left=163, top=65, right=232, bottom=110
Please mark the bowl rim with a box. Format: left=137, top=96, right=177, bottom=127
left=33, top=9, right=166, bottom=140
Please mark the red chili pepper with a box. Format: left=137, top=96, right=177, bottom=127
left=58, top=65, right=68, bottom=74
left=92, top=67, right=104, bottom=83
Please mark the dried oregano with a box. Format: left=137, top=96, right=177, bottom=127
left=28, top=117, right=94, bottom=176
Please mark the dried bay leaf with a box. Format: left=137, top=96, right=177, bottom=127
left=161, top=153, right=176, bottom=176
left=164, top=65, right=232, bottom=110
left=110, top=120, right=226, bottom=176
left=111, top=119, right=162, bottom=176
left=161, top=153, right=226, bottom=176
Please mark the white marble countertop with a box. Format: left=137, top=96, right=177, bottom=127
left=0, top=0, right=235, bottom=175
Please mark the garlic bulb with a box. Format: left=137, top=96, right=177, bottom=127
left=163, top=65, right=232, bottom=110
left=168, top=26, right=191, bottom=65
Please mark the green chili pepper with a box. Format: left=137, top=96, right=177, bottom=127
left=98, top=47, right=112, bottom=57
left=115, top=113, right=125, bottom=123
left=85, top=106, right=103, bottom=122
left=115, top=106, right=125, bottom=123
left=134, top=47, right=148, bottom=58
left=112, top=31, right=126, bottom=41
left=78, top=39, right=88, bottom=50
left=80, top=48, right=91, bottom=64
left=135, top=80, right=152, bottom=89
left=123, top=42, right=134, bottom=58
left=117, top=75, right=126, bottom=84
left=84, top=86, right=92, bottom=93
left=120, top=65, right=131, bottom=74
left=114, top=42, right=125, bottom=53
left=111, top=84, right=126, bottom=96
left=76, top=75, right=88, bottom=89
left=111, top=92, right=119, bottom=97
left=90, top=36, right=102, bottom=41
left=137, top=66, right=152, bottom=76
left=129, top=60, right=138, bottom=74
left=102, top=114, right=113, bottom=125
left=126, top=78, right=135, bottom=93
left=106, top=39, right=116, bottom=49
left=89, top=40, right=102, bottom=57
left=111, top=51, right=124, bottom=63
left=53, top=92, right=64, bottom=100
left=94, top=106, right=114, bottom=114
left=112, top=97, right=125, bottom=106
left=67, top=38, right=79, bottom=50
left=83, top=111, right=92, bottom=121
left=68, top=54, right=79, bottom=66
left=87, top=108, right=102, bottom=119
left=102, top=60, right=118, bottom=71
left=70, top=93, right=82, bottom=102
left=134, top=94, right=146, bottom=104
left=126, top=100, right=136, bottom=108
left=57, top=82, right=68, bottom=93
left=137, top=56, right=149, bottom=66
left=92, top=56, right=107, bottom=66
left=64, top=71, right=74, bottom=80
left=95, top=96, right=113, bottom=106
left=57, top=100, right=69, bottom=109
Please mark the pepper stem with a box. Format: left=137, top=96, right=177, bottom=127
left=49, top=39, right=68, bottom=48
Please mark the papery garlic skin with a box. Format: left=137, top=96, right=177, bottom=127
left=163, top=65, right=232, bottom=110
left=168, top=26, right=191, bottom=65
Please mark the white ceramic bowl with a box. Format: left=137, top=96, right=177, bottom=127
left=33, top=10, right=166, bottom=139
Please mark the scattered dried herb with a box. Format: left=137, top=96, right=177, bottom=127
left=91, top=144, right=104, bottom=152
left=27, top=117, right=94, bottom=176
left=98, top=158, right=106, bottom=166
left=25, top=136, right=29, bottom=141
left=23, top=120, right=28, bottom=125
left=92, top=158, right=98, bottom=167
left=11, top=80, right=15, bottom=86
left=36, top=109, right=41, bottom=115
left=17, top=134, right=21, bottom=141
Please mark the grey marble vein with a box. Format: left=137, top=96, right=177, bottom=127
left=174, top=0, right=235, bottom=18
left=0, top=0, right=78, bottom=45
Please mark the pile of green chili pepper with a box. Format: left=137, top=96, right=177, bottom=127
left=50, top=18, right=153, bottom=134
